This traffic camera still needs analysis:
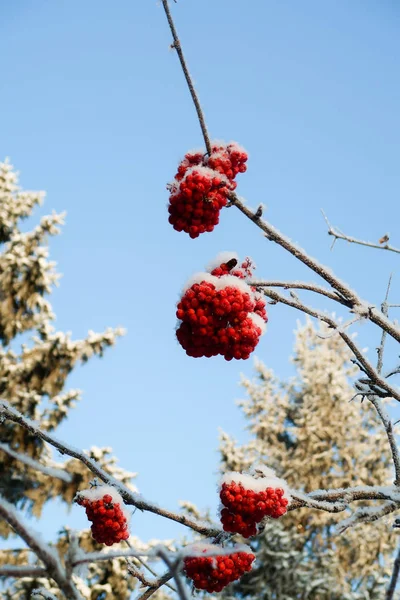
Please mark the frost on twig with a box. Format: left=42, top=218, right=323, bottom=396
left=0, top=495, right=82, bottom=599
left=31, top=590, right=60, bottom=600
left=0, top=442, right=72, bottom=482
left=321, top=210, right=400, bottom=255
left=0, top=401, right=221, bottom=539
left=336, top=502, right=397, bottom=535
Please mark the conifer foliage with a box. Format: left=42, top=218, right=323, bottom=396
left=219, top=321, right=397, bottom=599
left=0, top=160, right=139, bottom=599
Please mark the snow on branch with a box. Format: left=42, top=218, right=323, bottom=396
left=336, top=502, right=397, bottom=534
left=157, top=547, right=190, bottom=600
left=31, top=590, right=60, bottom=600
left=0, top=442, right=72, bottom=482
left=0, top=495, right=82, bottom=599
left=229, top=194, right=400, bottom=344
left=368, top=397, right=400, bottom=486
left=256, top=287, right=400, bottom=403
left=321, top=210, right=400, bottom=255
left=0, top=401, right=221, bottom=539
left=249, top=280, right=352, bottom=307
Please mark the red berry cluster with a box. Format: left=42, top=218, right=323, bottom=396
left=184, top=547, right=255, bottom=593
left=176, top=256, right=267, bottom=360
left=168, top=142, right=248, bottom=238
left=210, top=259, right=267, bottom=322
left=219, top=475, right=290, bottom=538
left=206, top=142, right=248, bottom=183
left=76, top=489, right=130, bottom=546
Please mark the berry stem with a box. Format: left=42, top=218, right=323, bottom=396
left=160, top=0, right=212, bottom=155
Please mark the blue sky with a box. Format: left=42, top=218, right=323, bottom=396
left=1, top=0, right=399, bottom=548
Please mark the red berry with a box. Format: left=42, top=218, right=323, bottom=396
left=168, top=142, right=248, bottom=237
left=76, top=487, right=130, bottom=546
left=219, top=473, right=290, bottom=537
left=183, top=545, right=255, bottom=592
left=176, top=256, right=267, bottom=361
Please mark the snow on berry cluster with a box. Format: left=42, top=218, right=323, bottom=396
left=76, top=485, right=130, bottom=546
left=167, top=141, right=248, bottom=238
left=176, top=252, right=267, bottom=360
left=183, top=542, right=255, bottom=593
left=219, top=467, right=290, bottom=538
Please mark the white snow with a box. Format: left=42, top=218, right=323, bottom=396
left=182, top=272, right=218, bottom=293
left=77, top=485, right=131, bottom=523
left=249, top=312, right=267, bottom=335
left=181, top=164, right=230, bottom=187
left=206, top=251, right=239, bottom=272
left=214, top=275, right=254, bottom=297
left=220, top=471, right=291, bottom=500
left=0, top=442, right=72, bottom=483
left=182, top=272, right=254, bottom=298
left=249, top=465, right=277, bottom=478
left=182, top=540, right=252, bottom=558
left=32, top=590, right=59, bottom=600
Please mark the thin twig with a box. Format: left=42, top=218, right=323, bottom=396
left=290, top=485, right=400, bottom=510
left=32, top=591, right=59, bottom=600
left=386, top=544, right=400, bottom=600
left=160, top=0, right=212, bottom=154
left=386, top=366, right=400, bottom=379
left=125, top=538, right=177, bottom=593
left=366, top=276, right=400, bottom=485
left=368, top=398, right=400, bottom=486
left=377, top=274, right=392, bottom=374
left=249, top=280, right=351, bottom=307
left=337, top=502, right=398, bottom=534
left=158, top=548, right=190, bottom=600
left=321, top=210, right=400, bottom=255
left=134, top=570, right=174, bottom=600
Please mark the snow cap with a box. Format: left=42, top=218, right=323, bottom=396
left=220, top=470, right=291, bottom=500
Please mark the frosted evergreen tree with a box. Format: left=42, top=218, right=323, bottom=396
left=0, top=159, right=156, bottom=600
left=219, top=319, right=397, bottom=600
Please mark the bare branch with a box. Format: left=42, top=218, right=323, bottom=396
left=158, top=547, right=190, bottom=600
left=0, top=402, right=221, bottom=539
left=386, top=365, right=400, bottom=379
left=160, top=0, right=212, bottom=154
left=136, top=571, right=175, bottom=600
left=125, top=539, right=177, bottom=593
left=0, top=565, right=48, bottom=578
left=368, top=398, right=400, bottom=486
left=377, top=274, right=393, bottom=374
left=321, top=210, right=400, bottom=255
